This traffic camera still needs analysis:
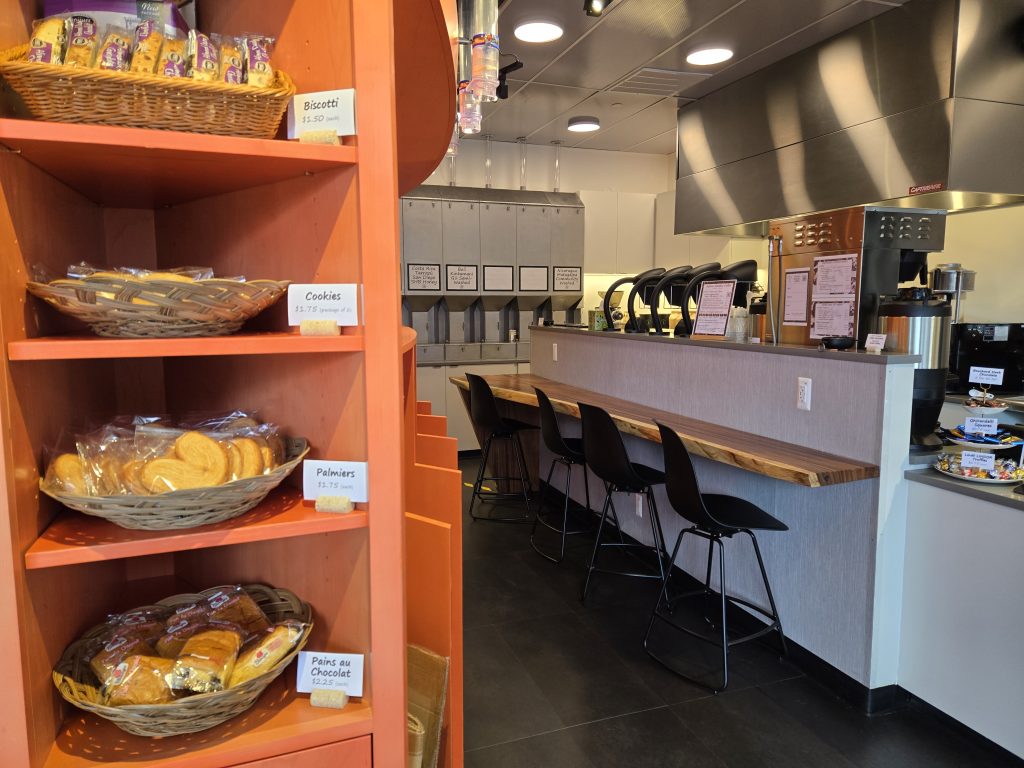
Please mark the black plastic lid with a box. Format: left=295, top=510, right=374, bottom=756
left=877, top=298, right=952, bottom=318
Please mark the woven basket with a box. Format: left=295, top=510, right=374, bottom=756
left=54, top=584, right=313, bottom=738
left=41, top=437, right=309, bottom=530
left=0, top=45, right=295, bottom=138
left=26, top=276, right=290, bottom=338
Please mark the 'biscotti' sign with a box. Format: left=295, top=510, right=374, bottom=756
left=303, top=460, right=368, bottom=503
left=287, top=89, right=357, bottom=140
left=287, top=284, right=359, bottom=326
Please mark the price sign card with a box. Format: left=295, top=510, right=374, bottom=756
left=691, top=279, right=737, bottom=337
left=288, top=284, right=359, bottom=326
left=296, top=652, right=364, bottom=696
left=969, top=366, right=1004, bottom=386
left=303, top=461, right=368, bottom=502
left=964, top=417, right=999, bottom=435
left=287, top=89, right=356, bottom=139
left=865, top=333, right=887, bottom=352
left=960, top=451, right=996, bottom=470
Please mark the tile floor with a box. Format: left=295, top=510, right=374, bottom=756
left=460, top=460, right=1022, bottom=767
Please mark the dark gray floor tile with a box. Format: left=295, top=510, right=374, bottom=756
left=464, top=625, right=565, bottom=751
left=498, top=612, right=662, bottom=726
left=466, top=731, right=596, bottom=768
left=674, top=685, right=860, bottom=768
left=463, top=549, right=577, bottom=629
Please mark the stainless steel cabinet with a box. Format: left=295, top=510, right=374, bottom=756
left=480, top=202, right=516, bottom=267
left=401, top=199, right=442, bottom=292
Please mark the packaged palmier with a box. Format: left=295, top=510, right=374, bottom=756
left=129, top=19, right=163, bottom=74
left=242, top=35, right=275, bottom=88
left=187, top=29, right=219, bottom=82
left=104, top=655, right=176, bottom=706
left=229, top=620, right=307, bottom=688
left=170, top=628, right=243, bottom=693
left=94, top=25, right=132, bottom=71
left=63, top=16, right=99, bottom=68
left=27, top=17, right=67, bottom=64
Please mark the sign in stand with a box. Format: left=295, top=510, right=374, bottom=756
left=964, top=417, right=998, bottom=436
left=303, top=460, right=368, bottom=503
left=691, top=279, right=737, bottom=339
left=287, top=89, right=357, bottom=141
left=288, top=284, right=359, bottom=332
left=296, top=652, right=364, bottom=697
left=969, top=367, right=1004, bottom=386
left=865, top=333, right=886, bottom=354
left=960, top=451, right=996, bottom=471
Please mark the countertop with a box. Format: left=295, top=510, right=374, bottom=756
left=531, top=325, right=921, bottom=366
left=905, top=467, right=1024, bottom=511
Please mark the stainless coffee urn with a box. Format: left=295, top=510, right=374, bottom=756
left=878, top=286, right=952, bottom=451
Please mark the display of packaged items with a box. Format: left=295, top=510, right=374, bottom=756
left=244, top=35, right=275, bottom=87
left=205, top=586, right=272, bottom=635
left=104, top=655, right=176, bottom=706
left=218, top=34, right=244, bottom=85
left=89, top=633, right=157, bottom=686
left=63, top=16, right=99, bottom=67
left=28, top=17, right=67, bottom=64
left=95, top=25, right=131, bottom=71
left=157, top=31, right=187, bottom=78
left=171, top=628, right=243, bottom=693
left=129, top=19, right=162, bottom=73
left=188, top=29, right=219, bottom=82
left=41, top=0, right=191, bottom=36
left=229, top=620, right=305, bottom=688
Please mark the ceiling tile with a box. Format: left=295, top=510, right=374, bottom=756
left=525, top=90, right=661, bottom=146
left=611, top=66, right=711, bottom=96
left=629, top=129, right=679, bottom=155
left=497, top=0, right=603, bottom=83
left=574, top=97, right=682, bottom=151
left=480, top=82, right=598, bottom=142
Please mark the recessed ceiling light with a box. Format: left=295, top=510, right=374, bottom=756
left=583, top=0, right=613, bottom=17
left=686, top=47, right=734, bottom=66
left=568, top=116, right=600, bottom=132
left=514, top=20, right=564, bottom=44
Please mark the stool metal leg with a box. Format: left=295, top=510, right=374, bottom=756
left=582, top=462, right=592, bottom=517
left=581, top=487, right=613, bottom=602
left=529, top=458, right=558, bottom=543
left=471, top=432, right=533, bottom=523
left=512, top=432, right=533, bottom=516
left=468, top=435, right=492, bottom=521
left=716, top=536, right=729, bottom=692
left=743, top=529, right=788, bottom=657
left=531, top=458, right=573, bottom=564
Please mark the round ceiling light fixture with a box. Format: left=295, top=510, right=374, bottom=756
left=567, top=116, right=600, bottom=132
left=686, top=47, right=734, bottom=66
left=514, top=20, right=564, bottom=44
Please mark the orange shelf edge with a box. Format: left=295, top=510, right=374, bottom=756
left=44, top=685, right=372, bottom=768
left=9, top=332, right=365, bottom=361
left=26, top=491, right=369, bottom=569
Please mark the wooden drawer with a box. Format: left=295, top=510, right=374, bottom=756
left=235, top=737, right=372, bottom=767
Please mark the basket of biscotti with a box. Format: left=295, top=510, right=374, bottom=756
left=26, top=264, right=290, bottom=339
left=1, top=14, right=294, bottom=138
left=41, top=412, right=310, bottom=530
left=54, top=584, right=313, bottom=737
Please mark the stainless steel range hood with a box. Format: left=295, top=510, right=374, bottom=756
left=674, top=0, right=1024, bottom=236
left=403, top=185, right=584, bottom=207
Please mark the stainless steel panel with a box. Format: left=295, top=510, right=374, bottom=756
left=441, top=200, right=481, bottom=270
left=416, top=344, right=445, bottom=364
left=516, top=205, right=552, bottom=274
left=952, top=0, right=1024, bottom=105
left=550, top=207, right=583, bottom=264
left=480, top=202, right=517, bottom=268
left=445, top=343, right=482, bottom=362
left=480, top=342, right=517, bottom=360
left=948, top=99, right=1024, bottom=196
left=401, top=199, right=442, bottom=292
left=404, top=185, right=583, bottom=208
left=880, top=315, right=951, bottom=370
left=516, top=341, right=531, bottom=361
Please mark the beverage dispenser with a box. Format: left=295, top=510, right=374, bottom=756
left=516, top=201, right=553, bottom=357
left=442, top=198, right=483, bottom=362
left=400, top=197, right=445, bottom=363
left=479, top=195, right=518, bottom=361
left=548, top=200, right=585, bottom=326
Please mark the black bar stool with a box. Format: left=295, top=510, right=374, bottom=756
left=530, top=387, right=593, bottom=563
left=645, top=421, right=788, bottom=693
left=466, top=373, right=536, bottom=523
left=578, top=402, right=669, bottom=602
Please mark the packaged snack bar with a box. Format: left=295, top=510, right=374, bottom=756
left=217, top=34, right=244, bottom=85
left=156, top=32, right=187, bottom=78
left=105, top=655, right=176, bottom=706
left=229, top=620, right=307, bottom=688
left=28, top=17, right=67, bottom=64
left=188, top=29, right=219, bottom=82
left=243, top=35, right=275, bottom=88
left=171, top=628, right=242, bottom=693
left=63, top=16, right=98, bottom=68
left=129, top=19, right=162, bottom=74
left=94, top=26, right=131, bottom=71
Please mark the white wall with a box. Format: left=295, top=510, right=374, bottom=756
left=425, top=139, right=674, bottom=194
left=942, top=205, right=1024, bottom=323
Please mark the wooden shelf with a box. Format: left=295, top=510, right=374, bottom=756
left=26, top=490, right=368, bottom=569
left=0, top=119, right=358, bottom=208
left=9, top=332, right=364, bottom=361
left=44, top=680, right=371, bottom=768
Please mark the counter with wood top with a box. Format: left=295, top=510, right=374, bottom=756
left=449, top=373, right=878, bottom=488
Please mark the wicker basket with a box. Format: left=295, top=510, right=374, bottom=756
left=25, top=276, right=290, bottom=338
left=41, top=437, right=309, bottom=530
left=54, top=584, right=313, bottom=738
left=0, top=45, right=295, bottom=138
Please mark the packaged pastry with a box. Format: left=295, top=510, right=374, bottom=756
left=28, top=17, right=67, bottom=64
left=63, top=16, right=99, bottom=68
left=94, top=26, right=131, bottom=71
left=188, top=30, right=219, bottom=82
left=243, top=35, right=275, bottom=88
left=171, top=628, right=242, bottom=693
left=205, top=586, right=271, bottom=635
left=157, top=33, right=187, bottom=78
left=47, top=453, right=88, bottom=495
left=229, top=620, right=307, bottom=688
left=105, top=655, right=175, bottom=706
left=89, top=633, right=156, bottom=686
left=217, top=34, right=244, bottom=85
left=129, top=19, right=162, bottom=74
left=108, top=608, right=166, bottom=643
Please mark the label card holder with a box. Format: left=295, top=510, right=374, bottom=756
left=691, top=279, right=737, bottom=339
left=865, top=333, right=886, bottom=354
left=960, top=451, right=996, bottom=471
left=969, top=366, right=1004, bottom=386
left=303, top=460, right=368, bottom=503
left=296, top=651, right=364, bottom=696
left=964, top=417, right=999, bottom=436
left=287, top=89, right=357, bottom=140
left=288, top=284, right=359, bottom=327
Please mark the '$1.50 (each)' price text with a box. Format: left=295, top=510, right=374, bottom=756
left=301, top=113, right=327, bottom=124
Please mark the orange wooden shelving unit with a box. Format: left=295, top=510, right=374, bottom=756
left=0, top=1, right=411, bottom=766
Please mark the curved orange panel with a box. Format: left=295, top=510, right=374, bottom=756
left=395, top=0, right=457, bottom=195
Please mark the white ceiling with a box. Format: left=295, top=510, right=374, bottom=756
left=476, top=0, right=906, bottom=154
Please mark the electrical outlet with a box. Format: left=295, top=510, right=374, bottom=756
left=797, top=377, right=812, bottom=411
left=552, top=343, right=558, bottom=362
left=635, top=494, right=643, bottom=518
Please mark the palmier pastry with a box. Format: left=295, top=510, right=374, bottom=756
left=52, top=453, right=88, bottom=494
left=230, top=437, right=264, bottom=479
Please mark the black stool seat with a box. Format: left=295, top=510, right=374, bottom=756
left=491, top=418, right=538, bottom=437
left=530, top=388, right=593, bottom=563
left=623, top=463, right=665, bottom=492
left=701, top=495, right=788, bottom=533
left=645, top=421, right=788, bottom=693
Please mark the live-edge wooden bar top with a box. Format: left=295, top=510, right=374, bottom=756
left=450, top=373, right=879, bottom=488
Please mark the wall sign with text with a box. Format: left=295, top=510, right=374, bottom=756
left=519, top=266, right=549, bottom=292
left=553, top=266, right=582, bottom=292
left=406, top=264, right=440, bottom=292
left=445, top=264, right=478, bottom=292
left=287, top=284, right=359, bottom=326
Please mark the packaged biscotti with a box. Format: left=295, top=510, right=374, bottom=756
left=229, top=620, right=307, bottom=688
left=243, top=35, right=275, bottom=88
left=171, top=628, right=242, bottom=693
left=129, top=19, right=162, bottom=74
left=94, top=25, right=132, bottom=71
left=63, top=16, right=99, bottom=68
left=187, top=29, right=219, bottom=82
left=157, top=30, right=187, bottom=78
left=217, top=34, right=244, bottom=85
left=104, top=655, right=176, bottom=706
left=27, top=17, right=67, bottom=64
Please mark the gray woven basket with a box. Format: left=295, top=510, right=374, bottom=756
left=25, top=277, right=290, bottom=338
left=53, top=584, right=313, bottom=738
left=41, top=438, right=309, bottom=530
